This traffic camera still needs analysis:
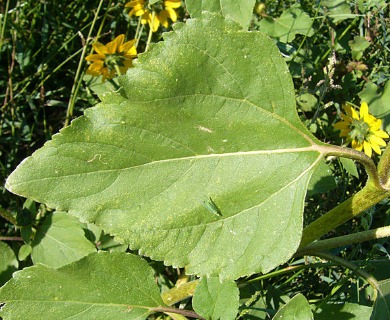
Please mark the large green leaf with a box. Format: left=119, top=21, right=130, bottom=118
left=31, top=212, right=96, bottom=268
left=6, top=14, right=325, bottom=280
left=185, top=0, right=256, bottom=29
left=0, top=252, right=165, bottom=319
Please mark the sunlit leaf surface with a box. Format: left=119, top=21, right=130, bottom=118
left=6, top=14, right=325, bottom=280
left=0, top=252, right=164, bottom=319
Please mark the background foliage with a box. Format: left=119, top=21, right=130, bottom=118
left=1, top=0, right=390, bottom=319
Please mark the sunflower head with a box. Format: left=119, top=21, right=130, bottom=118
left=85, top=35, right=137, bottom=82
left=334, top=102, right=389, bottom=157
left=125, top=0, right=181, bottom=32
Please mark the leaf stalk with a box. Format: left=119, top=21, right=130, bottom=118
left=300, top=144, right=390, bottom=248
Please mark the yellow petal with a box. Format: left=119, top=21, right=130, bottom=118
left=374, top=129, right=389, bottom=139
left=368, top=135, right=387, bottom=147
left=85, top=53, right=105, bottom=62
left=334, top=121, right=349, bottom=130
left=120, top=39, right=136, bottom=53
left=368, top=119, right=383, bottom=132
left=92, top=42, right=108, bottom=55
left=351, top=140, right=363, bottom=151
left=157, top=11, right=169, bottom=28
left=343, top=104, right=359, bottom=120
left=164, top=0, right=182, bottom=9
left=88, top=60, right=104, bottom=71
left=106, top=35, right=124, bottom=54
left=86, top=65, right=102, bottom=76
left=363, top=140, right=373, bottom=157
left=340, top=113, right=352, bottom=122
left=130, top=5, right=146, bottom=17
left=149, top=13, right=160, bottom=32
left=370, top=142, right=382, bottom=155
left=114, top=34, right=125, bottom=47
left=165, top=7, right=178, bottom=22
left=359, top=101, right=369, bottom=119
left=141, top=11, right=151, bottom=24
left=125, top=0, right=143, bottom=7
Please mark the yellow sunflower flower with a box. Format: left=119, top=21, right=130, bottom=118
left=334, top=102, right=389, bottom=157
left=125, top=0, right=181, bottom=32
left=85, top=34, right=137, bottom=82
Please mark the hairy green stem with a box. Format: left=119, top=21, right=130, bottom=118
left=378, top=142, right=390, bottom=187
left=300, top=181, right=390, bottom=249
left=296, top=226, right=390, bottom=256
left=321, top=144, right=380, bottom=187
left=300, top=144, right=390, bottom=248
left=0, top=207, right=17, bottom=225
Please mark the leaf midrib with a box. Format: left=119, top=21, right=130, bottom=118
left=11, top=146, right=322, bottom=185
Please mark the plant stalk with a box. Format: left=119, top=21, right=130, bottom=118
left=377, top=142, right=390, bottom=187
left=296, top=225, right=390, bottom=256
left=300, top=144, right=390, bottom=249
left=0, top=236, right=23, bottom=241
left=300, top=181, right=390, bottom=249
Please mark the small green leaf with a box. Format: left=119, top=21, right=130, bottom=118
left=322, top=0, right=355, bottom=22
left=193, top=277, right=239, bottom=320
left=306, top=160, right=336, bottom=196
left=349, top=36, right=370, bottom=60
left=31, top=212, right=96, bottom=268
left=20, top=226, right=32, bottom=244
left=185, top=0, right=256, bottom=29
left=0, top=252, right=166, bottom=320
left=258, top=4, right=314, bottom=42
left=272, top=294, right=313, bottom=320
left=296, top=93, right=318, bottom=112
left=18, top=244, right=32, bottom=261
left=315, top=302, right=372, bottom=320
left=340, top=158, right=359, bottom=178
left=371, top=279, right=390, bottom=320
left=0, top=241, right=18, bottom=286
